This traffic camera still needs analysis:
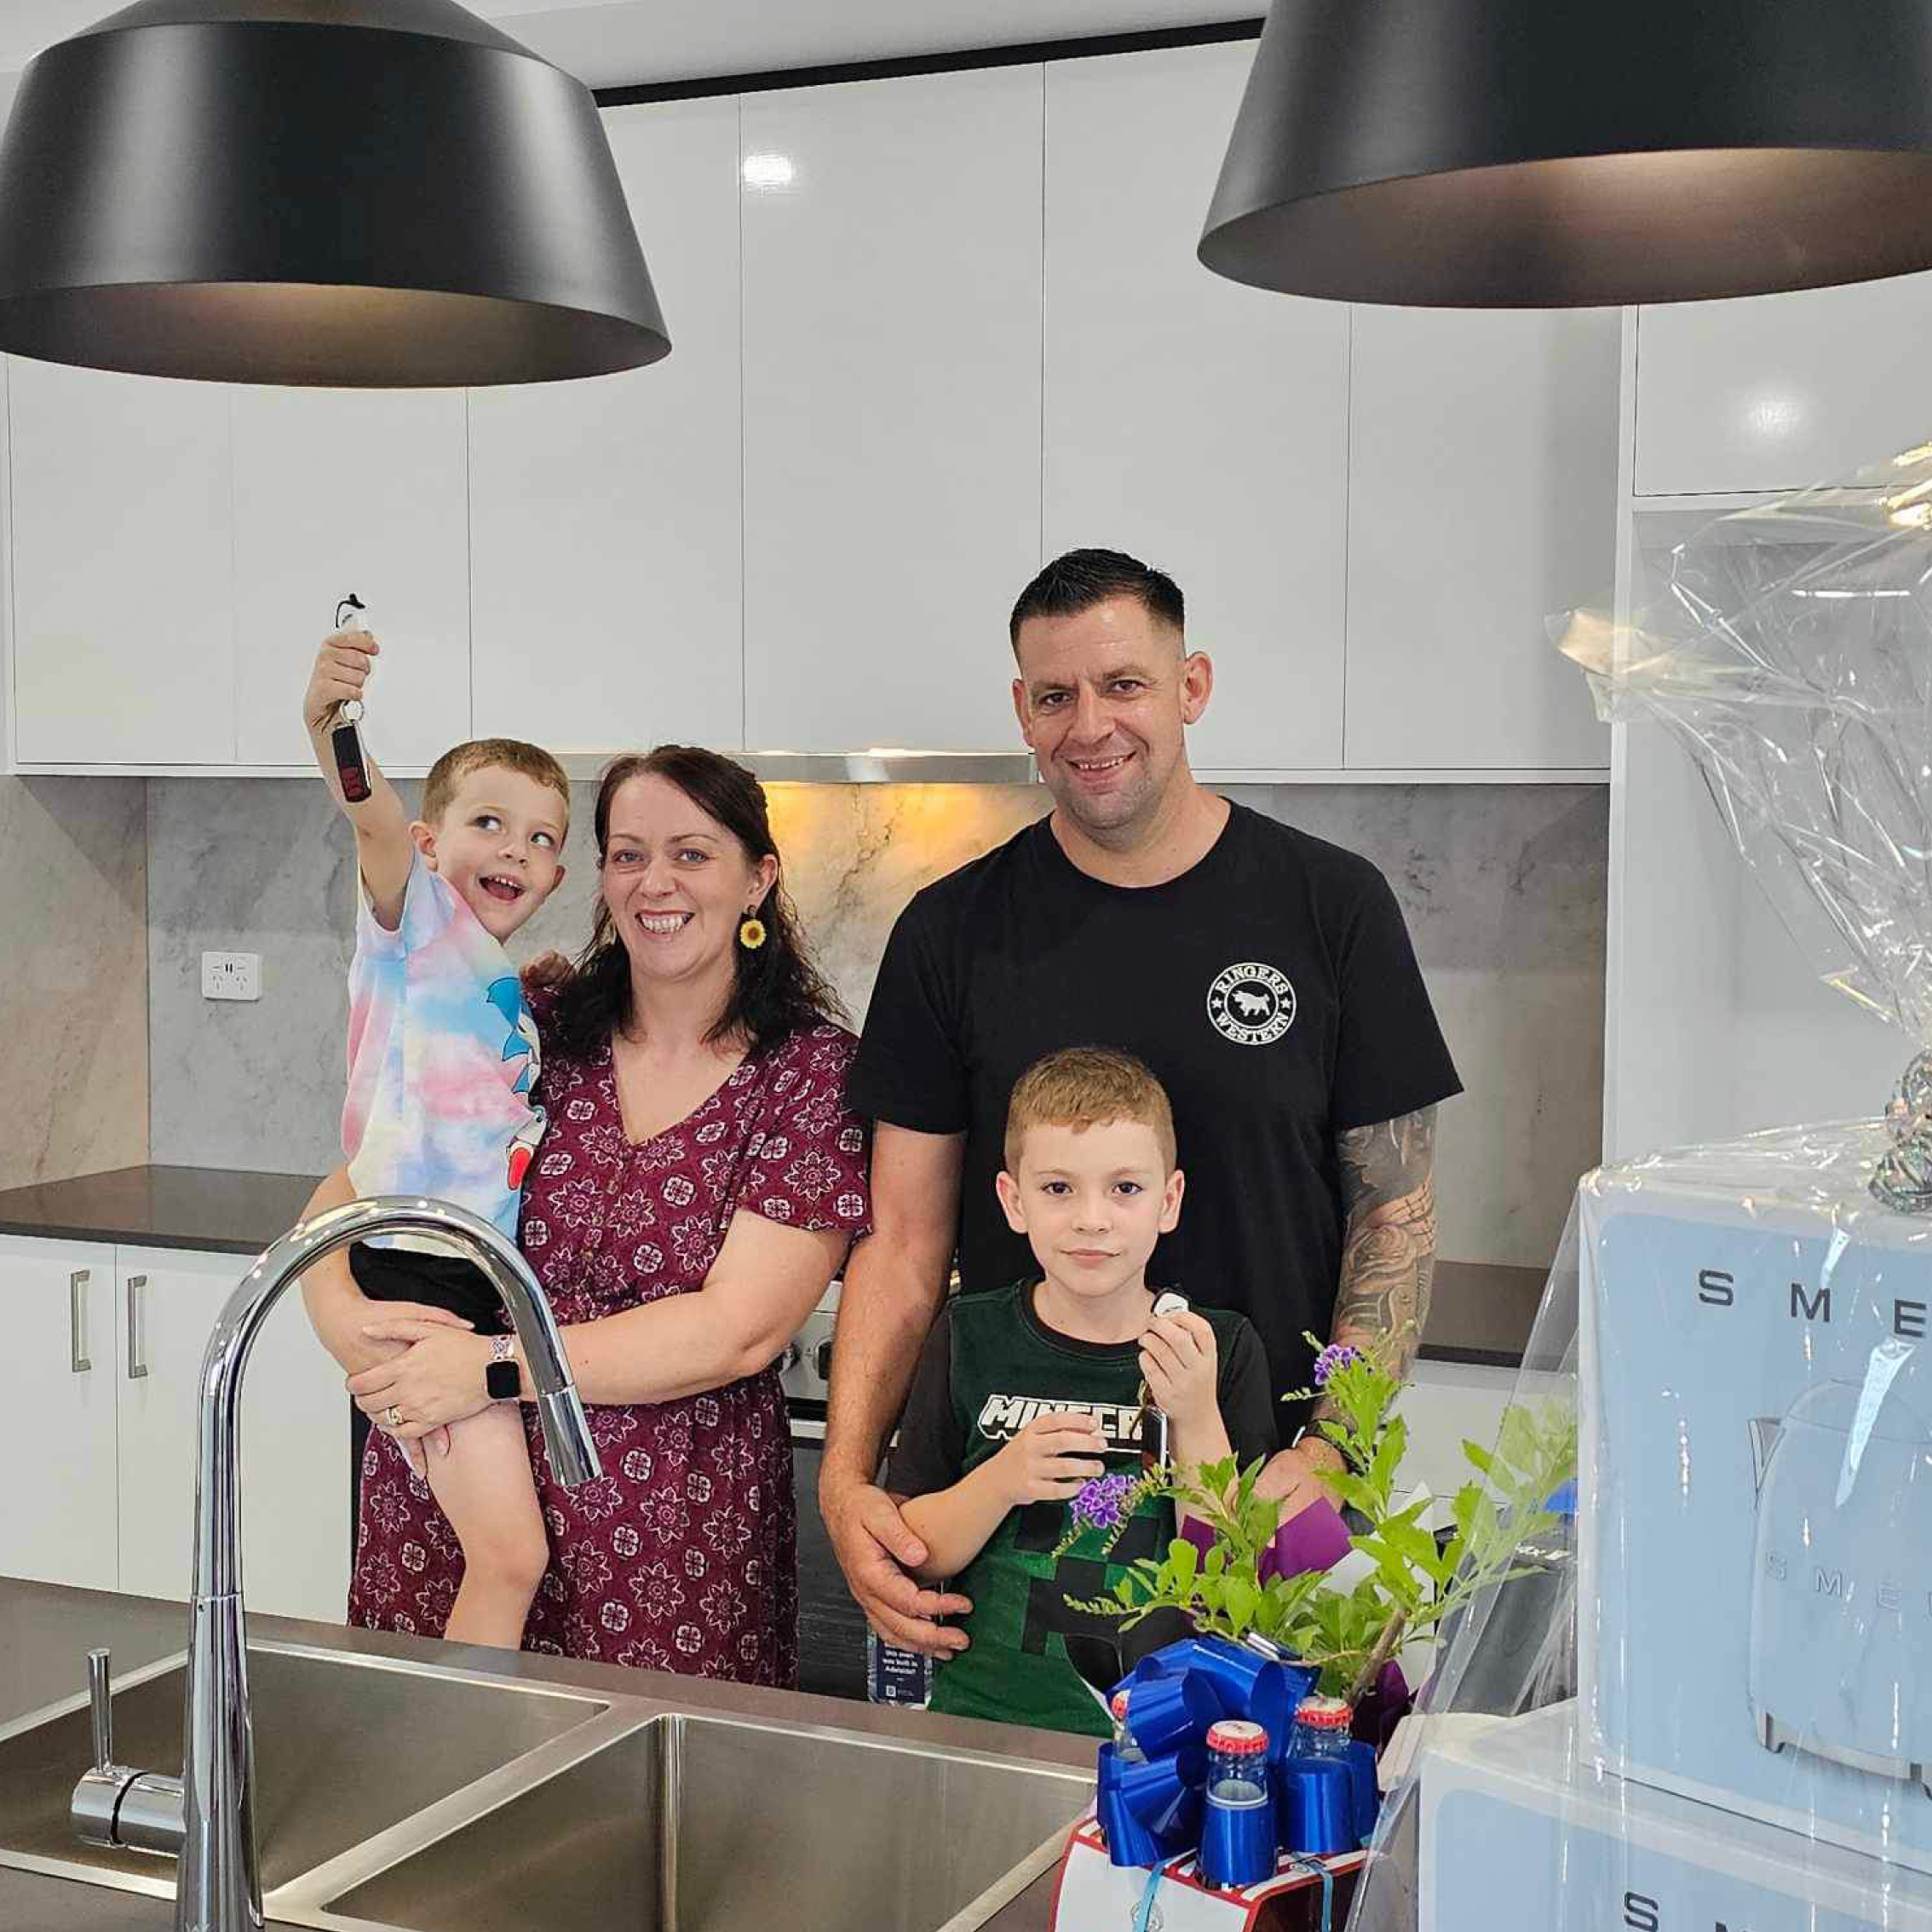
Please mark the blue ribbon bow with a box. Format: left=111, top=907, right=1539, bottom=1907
left=1093, top=1636, right=1379, bottom=1879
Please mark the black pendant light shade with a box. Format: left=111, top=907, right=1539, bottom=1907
left=1199, top=0, right=1932, bottom=308
left=0, top=1, right=670, bottom=384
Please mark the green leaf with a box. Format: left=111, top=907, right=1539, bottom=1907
left=1497, top=1405, right=1539, bottom=1477
left=1167, top=1537, right=1199, bottom=1590
left=1114, top=1575, right=1137, bottom=1607
left=1460, top=1440, right=1496, bottom=1479
left=1378, top=1515, right=1440, bottom=1570
left=1324, top=1471, right=1381, bottom=1516
left=1222, top=1577, right=1258, bottom=1631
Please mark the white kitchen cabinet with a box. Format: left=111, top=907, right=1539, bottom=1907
left=471, top=97, right=745, bottom=755
left=0, top=1236, right=118, bottom=1590
left=1044, top=45, right=1349, bottom=773
left=114, top=1248, right=348, bottom=1622
left=232, top=388, right=472, bottom=769
left=1344, top=308, right=1618, bottom=771
left=1634, top=272, right=1932, bottom=497
left=9, top=359, right=235, bottom=765
left=740, top=68, right=1044, bottom=754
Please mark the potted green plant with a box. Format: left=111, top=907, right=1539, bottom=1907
left=1061, top=1333, right=1577, bottom=1704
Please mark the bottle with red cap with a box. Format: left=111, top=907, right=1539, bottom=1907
left=1109, top=1689, right=1147, bottom=1765
left=1205, top=1718, right=1270, bottom=1805
left=1290, top=1694, right=1354, bottom=1762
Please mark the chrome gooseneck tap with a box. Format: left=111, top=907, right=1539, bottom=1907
left=71, top=1197, right=601, bottom=1932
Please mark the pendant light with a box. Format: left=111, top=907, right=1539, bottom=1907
left=0, top=1, right=670, bottom=385
left=1199, top=0, right=1932, bottom=308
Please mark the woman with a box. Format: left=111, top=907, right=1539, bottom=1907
left=303, top=746, right=869, bottom=1684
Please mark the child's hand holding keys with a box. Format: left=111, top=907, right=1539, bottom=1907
left=995, top=1412, right=1108, bottom=1506
left=303, top=627, right=379, bottom=735
left=1139, top=1309, right=1220, bottom=1434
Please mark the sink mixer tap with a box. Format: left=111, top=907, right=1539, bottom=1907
left=69, top=1197, right=602, bottom=1932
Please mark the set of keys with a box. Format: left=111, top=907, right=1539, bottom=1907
left=331, top=592, right=372, bottom=803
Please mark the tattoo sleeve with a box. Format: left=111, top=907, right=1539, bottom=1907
left=1314, top=1106, right=1440, bottom=1423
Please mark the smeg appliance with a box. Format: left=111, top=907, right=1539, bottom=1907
left=1746, top=1355, right=1932, bottom=1794
left=1576, top=1124, right=1932, bottom=1872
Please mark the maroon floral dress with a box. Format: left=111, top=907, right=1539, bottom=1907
left=347, top=1017, right=871, bottom=1686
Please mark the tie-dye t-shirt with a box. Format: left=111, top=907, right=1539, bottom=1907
left=343, top=852, right=543, bottom=1244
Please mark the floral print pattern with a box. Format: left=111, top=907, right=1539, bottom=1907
left=348, top=1019, right=871, bottom=1688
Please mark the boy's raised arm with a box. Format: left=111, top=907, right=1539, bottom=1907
left=302, top=629, right=412, bottom=928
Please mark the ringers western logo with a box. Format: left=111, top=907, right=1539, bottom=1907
left=1207, top=960, right=1296, bottom=1045
left=975, top=1395, right=1143, bottom=1452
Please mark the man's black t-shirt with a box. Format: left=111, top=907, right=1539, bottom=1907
left=850, top=802, right=1463, bottom=1439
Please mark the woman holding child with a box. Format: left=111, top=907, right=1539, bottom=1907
left=302, top=671, right=868, bottom=1684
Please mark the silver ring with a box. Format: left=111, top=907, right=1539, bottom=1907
left=384, top=1405, right=404, bottom=1429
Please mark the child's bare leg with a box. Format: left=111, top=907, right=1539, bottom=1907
left=422, top=1403, right=549, bottom=1648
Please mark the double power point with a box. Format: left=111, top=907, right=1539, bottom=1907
left=200, top=952, right=261, bottom=1003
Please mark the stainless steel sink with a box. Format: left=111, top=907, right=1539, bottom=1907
left=320, top=1712, right=1093, bottom=1932
left=0, top=1633, right=1090, bottom=1932
left=0, top=1642, right=607, bottom=1895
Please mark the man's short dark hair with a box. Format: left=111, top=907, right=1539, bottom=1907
left=1008, top=547, right=1185, bottom=652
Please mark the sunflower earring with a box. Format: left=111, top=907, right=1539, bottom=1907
left=739, top=907, right=768, bottom=951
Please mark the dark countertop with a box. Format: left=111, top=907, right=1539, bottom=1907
left=0, top=1165, right=1545, bottom=1366
left=0, top=1579, right=1075, bottom=1932
left=0, top=1165, right=323, bottom=1258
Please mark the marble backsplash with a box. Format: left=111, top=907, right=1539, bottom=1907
left=144, top=777, right=1606, bottom=1273
left=2, top=774, right=148, bottom=1190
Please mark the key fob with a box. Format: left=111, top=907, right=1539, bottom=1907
left=331, top=592, right=372, bottom=802
left=332, top=717, right=372, bottom=802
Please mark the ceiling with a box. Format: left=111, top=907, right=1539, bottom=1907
left=0, top=1, right=1249, bottom=89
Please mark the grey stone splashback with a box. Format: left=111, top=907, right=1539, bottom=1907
left=146, top=776, right=1605, bottom=1273
left=2, top=774, right=147, bottom=1189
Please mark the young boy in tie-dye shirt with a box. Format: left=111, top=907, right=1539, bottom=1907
left=298, top=625, right=571, bottom=1647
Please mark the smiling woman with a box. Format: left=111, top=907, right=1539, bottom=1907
left=304, top=745, right=872, bottom=1683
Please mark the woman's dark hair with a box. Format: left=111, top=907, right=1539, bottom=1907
left=545, top=746, right=848, bottom=1060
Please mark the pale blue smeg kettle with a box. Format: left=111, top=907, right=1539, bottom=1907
left=1747, top=1340, right=1932, bottom=1795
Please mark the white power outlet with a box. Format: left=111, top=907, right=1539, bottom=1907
left=201, top=952, right=261, bottom=1002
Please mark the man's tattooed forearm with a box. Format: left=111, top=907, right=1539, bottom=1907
left=1313, top=1107, right=1440, bottom=1419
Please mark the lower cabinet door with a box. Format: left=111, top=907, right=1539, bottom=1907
left=0, top=1237, right=118, bottom=1590
left=115, top=1248, right=349, bottom=1620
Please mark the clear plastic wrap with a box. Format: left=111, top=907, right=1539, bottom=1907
left=1352, top=1124, right=1932, bottom=1931
left=1558, top=446, right=1932, bottom=1208
left=1345, top=446, right=1932, bottom=1931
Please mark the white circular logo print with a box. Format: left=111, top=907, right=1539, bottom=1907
left=1206, top=961, right=1297, bottom=1046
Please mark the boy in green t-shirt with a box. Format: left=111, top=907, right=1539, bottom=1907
left=886, top=1045, right=1276, bottom=1736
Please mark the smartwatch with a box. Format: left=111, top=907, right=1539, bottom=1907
left=485, top=1334, right=521, bottom=1401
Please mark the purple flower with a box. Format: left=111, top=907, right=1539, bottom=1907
left=1069, top=1472, right=1138, bottom=1534
left=1312, top=1343, right=1362, bottom=1388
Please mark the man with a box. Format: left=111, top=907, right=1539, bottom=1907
left=823, top=549, right=1461, bottom=1656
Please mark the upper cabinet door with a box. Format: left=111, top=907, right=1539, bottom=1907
left=1635, top=273, right=1932, bottom=497
left=232, top=388, right=472, bottom=769
left=740, top=69, right=1044, bottom=754
left=471, top=97, right=745, bottom=754
left=1344, top=308, right=1618, bottom=771
left=1044, top=44, right=1348, bottom=773
left=10, top=359, right=236, bottom=765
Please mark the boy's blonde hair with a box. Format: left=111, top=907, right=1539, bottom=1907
left=422, top=739, right=572, bottom=831
left=1003, top=1045, right=1177, bottom=1174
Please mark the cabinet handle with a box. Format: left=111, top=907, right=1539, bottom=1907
left=126, top=1275, right=148, bottom=1380
left=70, top=1270, right=91, bottom=1375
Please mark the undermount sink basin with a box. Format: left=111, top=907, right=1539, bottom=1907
left=325, top=1711, right=1093, bottom=1932
left=0, top=1642, right=607, bottom=1894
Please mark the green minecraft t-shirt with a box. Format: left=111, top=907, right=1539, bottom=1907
left=885, top=1281, right=1277, bottom=1738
